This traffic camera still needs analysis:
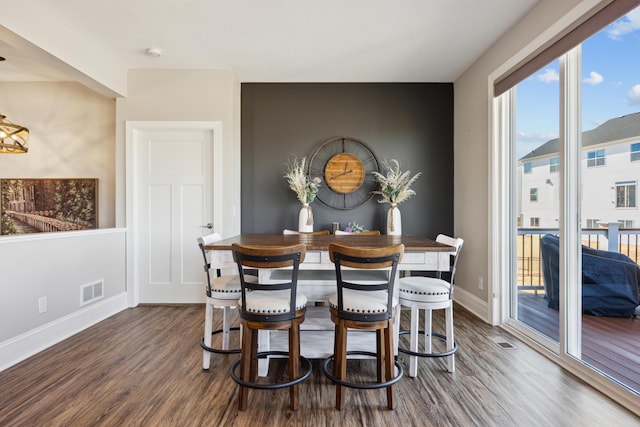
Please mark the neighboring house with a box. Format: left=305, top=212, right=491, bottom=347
left=519, top=112, right=640, bottom=230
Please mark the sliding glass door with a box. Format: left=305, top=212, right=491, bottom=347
left=511, top=59, right=561, bottom=346
left=501, top=6, right=640, bottom=395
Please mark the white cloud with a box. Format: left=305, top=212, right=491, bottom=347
left=536, top=68, right=559, bottom=83
left=607, top=8, right=640, bottom=39
left=583, top=71, right=603, bottom=85
left=517, top=130, right=557, bottom=144
left=628, top=84, right=640, bottom=104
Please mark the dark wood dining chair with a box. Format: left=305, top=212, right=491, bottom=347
left=230, top=243, right=312, bottom=411
left=321, top=242, right=405, bottom=410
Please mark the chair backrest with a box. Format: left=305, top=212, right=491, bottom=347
left=334, top=230, right=381, bottom=235
left=328, top=243, right=404, bottom=322
left=283, top=229, right=330, bottom=235
left=197, top=233, right=223, bottom=296
left=435, top=234, right=464, bottom=287
left=232, top=243, right=306, bottom=322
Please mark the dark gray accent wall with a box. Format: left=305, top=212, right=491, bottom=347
left=241, top=83, right=453, bottom=237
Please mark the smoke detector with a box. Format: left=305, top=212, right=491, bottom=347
left=146, top=47, right=163, bottom=57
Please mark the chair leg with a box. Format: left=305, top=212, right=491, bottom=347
left=409, top=305, right=419, bottom=377
left=384, top=321, right=396, bottom=410
left=238, top=326, right=259, bottom=411
left=249, top=329, right=259, bottom=383
left=376, top=329, right=384, bottom=383
left=238, top=324, right=252, bottom=411
left=425, top=308, right=433, bottom=354
left=445, top=305, right=455, bottom=373
left=203, top=302, right=213, bottom=370
left=289, top=322, right=300, bottom=410
left=222, top=306, right=231, bottom=351
left=334, top=320, right=347, bottom=409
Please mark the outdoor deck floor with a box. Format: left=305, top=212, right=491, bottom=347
left=518, top=293, right=640, bottom=392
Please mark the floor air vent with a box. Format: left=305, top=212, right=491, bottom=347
left=81, top=280, right=104, bottom=306
left=489, top=336, right=517, bottom=350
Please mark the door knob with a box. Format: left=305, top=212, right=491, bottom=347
left=201, top=223, right=213, bottom=229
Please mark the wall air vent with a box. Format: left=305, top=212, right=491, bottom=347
left=81, top=280, right=104, bottom=306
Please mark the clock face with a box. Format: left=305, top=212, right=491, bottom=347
left=324, top=153, right=365, bottom=194
left=308, top=136, right=379, bottom=210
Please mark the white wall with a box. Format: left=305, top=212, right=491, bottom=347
left=115, top=69, right=241, bottom=236
left=0, top=229, right=127, bottom=370
left=0, top=69, right=239, bottom=371
left=0, top=82, right=116, bottom=227
left=453, top=0, right=585, bottom=320
left=0, top=81, right=124, bottom=370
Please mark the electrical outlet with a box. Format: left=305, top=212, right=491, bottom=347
left=478, top=277, right=484, bottom=290
left=38, top=296, right=47, bottom=314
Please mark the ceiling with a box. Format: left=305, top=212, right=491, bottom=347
left=0, top=0, right=538, bottom=86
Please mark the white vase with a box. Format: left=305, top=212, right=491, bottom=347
left=298, top=203, right=314, bottom=232
left=387, top=204, right=401, bottom=235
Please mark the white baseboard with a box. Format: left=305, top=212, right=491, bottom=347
left=454, top=287, right=489, bottom=323
left=0, top=292, right=128, bottom=372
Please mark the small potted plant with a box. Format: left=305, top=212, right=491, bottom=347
left=372, top=159, right=421, bottom=235
left=284, top=156, right=322, bottom=232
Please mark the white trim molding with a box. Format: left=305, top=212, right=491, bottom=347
left=0, top=293, right=127, bottom=372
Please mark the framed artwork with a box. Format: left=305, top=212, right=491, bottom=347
left=0, top=178, right=98, bottom=235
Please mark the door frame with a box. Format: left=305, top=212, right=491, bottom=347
left=125, top=121, right=222, bottom=307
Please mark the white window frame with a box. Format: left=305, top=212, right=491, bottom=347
left=615, top=181, right=637, bottom=208
left=585, top=218, right=600, bottom=228
left=631, top=142, right=640, bottom=162
left=586, top=149, right=605, bottom=167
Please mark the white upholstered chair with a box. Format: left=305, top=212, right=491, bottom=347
left=197, top=233, right=245, bottom=370
left=398, top=234, right=464, bottom=376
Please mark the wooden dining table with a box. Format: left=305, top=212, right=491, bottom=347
left=205, top=233, right=453, bottom=269
left=205, top=233, right=455, bottom=375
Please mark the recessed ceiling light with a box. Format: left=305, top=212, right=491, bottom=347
left=146, top=47, right=163, bottom=57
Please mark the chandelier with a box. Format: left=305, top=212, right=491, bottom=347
left=0, top=114, right=30, bottom=153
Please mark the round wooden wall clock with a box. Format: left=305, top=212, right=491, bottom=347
left=308, top=136, right=380, bottom=209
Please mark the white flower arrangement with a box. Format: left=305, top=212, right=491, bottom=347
left=344, top=222, right=367, bottom=233
left=284, top=156, right=322, bottom=204
left=372, top=159, right=421, bottom=205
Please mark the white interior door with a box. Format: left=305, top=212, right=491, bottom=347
left=130, top=123, right=217, bottom=304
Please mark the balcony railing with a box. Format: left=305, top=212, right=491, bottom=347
left=517, top=222, right=640, bottom=293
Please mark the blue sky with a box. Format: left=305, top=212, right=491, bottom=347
left=515, top=6, right=640, bottom=158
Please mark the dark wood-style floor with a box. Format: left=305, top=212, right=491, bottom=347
left=518, top=294, right=640, bottom=392
left=1, top=304, right=638, bottom=426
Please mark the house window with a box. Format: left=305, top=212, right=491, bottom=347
left=617, top=219, right=633, bottom=228
left=529, top=188, right=538, bottom=202
left=523, top=162, right=532, bottom=174
left=615, top=181, right=636, bottom=208
left=549, top=157, right=559, bottom=173
left=587, top=149, right=605, bottom=167
left=631, top=142, right=640, bottom=162
left=585, top=219, right=600, bottom=228
left=530, top=217, right=540, bottom=227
